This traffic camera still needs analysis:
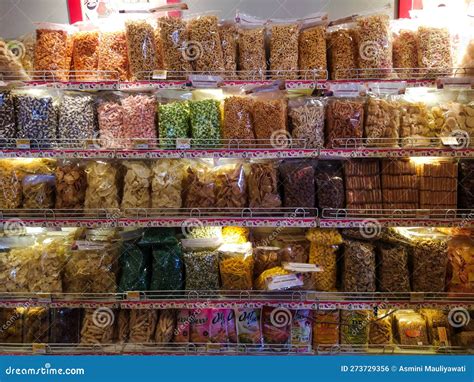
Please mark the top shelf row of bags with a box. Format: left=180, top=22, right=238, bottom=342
left=10, top=10, right=474, bottom=83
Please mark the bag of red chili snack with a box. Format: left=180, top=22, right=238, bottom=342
left=225, top=309, right=237, bottom=343
left=291, top=309, right=312, bottom=352
left=209, top=309, right=229, bottom=344
left=262, top=306, right=291, bottom=348
left=173, top=309, right=190, bottom=343
left=190, top=309, right=211, bottom=343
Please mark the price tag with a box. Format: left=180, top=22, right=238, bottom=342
left=32, top=343, right=47, bottom=354
left=84, top=139, right=99, bottom=149
left=189, top=75, right=223, bottom=88
left=367, top=81, right=407, bottom=95
left=37, top=293, right=52, bottom=303
left=267, top=274, right=304, bottom=291
left=176, top=138, right=191, bottom=149
left=126, top=291, right=141, bottom=301
left=152, top=70, right=167, bottom=80
left=440, top=136, right=459, bottom=146
left=74, top=240, right=107, bottom=251
left=283, top=262, right=322, bottom=273
left=437, top=77, right=473, bottom=89
left=16, top=139, right=30, bottom=149
left=409, top=292, right=424, bottom=302
left=327, top=82, right=363, bottom=97
left=133, top=140, right=149, bottom=150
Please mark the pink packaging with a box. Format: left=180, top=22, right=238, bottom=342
left=190, top=309, right=211, bottom=343
left=209, top=309, right=229, bottom=344
left=225, top=309, right=237, bottom=343
left=173, top=309, right=190, bottom=343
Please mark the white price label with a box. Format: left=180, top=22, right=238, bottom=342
left=367, top=81, right=407, bottom=95
left=328, top=82, right=363, bottom=97
left=126, top=291, right=141, bottom=301
left=267, top=274, right=304, bottom=291
left=189, top=75, right=223, bottom=88
left=152, top=70, right=167, bottom=80
left=440, top=136, right=459, bottom=146
left=74, top=240, right=107, bottom=251
left=283, top=262, right=322, bottom=273
left=133, top=141, right=149, bottom=149
left=32, top=343, right=47, bottom=354
left=16, top=139, right=30, bottom=149
left=176, top=138, right=191, bottom=149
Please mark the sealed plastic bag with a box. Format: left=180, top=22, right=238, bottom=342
left=182, top=162, right=216, bottom=208
left=50, top=308, right=81, bottom=343
left=251, top=91, right=288, bottom=145
left=315, top=161, right=345, bottom=210
left=248, top=161, right=282, bottom=209
left=343, top=240, right=376, bottom=292
left=13, top=89, right=59, bottom=144
left=22, top=174, right=55, bottom=209
left=125, top=19, right=157, bottom=80
left=72, top=30, right=99, bottom=81
left=0, top=90, right=16, bottom=139
left=34, top=23, right=72, bottom=81
left=151, top=159, right=186, bottom=209
left=378, top=243, right=410, bottom=292
left=0, top=308, right=23, bottom=343
left=327, top=24, right=358, bottom=80
left=158, top=16, right=192, bottom=73
left=417, top=26, right=452, bottom=76
left=279, top=160, right=315, bottom=209
left=291, top=310, right=312, bottom=351
left=122, top=93, right=157, bottom=146
left=96, top=93, right=124, bottom=149
left=368, top=310, right=393, bottom=345
left=84, top=161, right=120, bottom=209
left=236, top=14, right=267, bottom=77
left=447, top=234, right=474, bottom=293
left=64, top=242, right=117, bottom=293
left=155, top=310, right=176, bottom=343
left=0, top=160, right=23, bottom=209
left=411, top=237, right=448, bottom=293
left=356, top=14, right=393, bottom=78
left=158, top=101, right=190, bottom=148
left=118, top=230, right=149, bottom=292
left=235, top=308, right=263, bottom=345
left=80, top=308, right=115, bottom=344
left=23, top=307, right=49, bottom=343
left=186, top=14, right=225, bottom=73
left=364, top=96, right=400, bottom=147
left=214, top=161, right=247, bottom=208
left=326, top=97, right=365, bottom=148
left=289, top=97, right=325, bottom=148
left=182, top=238, right=221, bottom=290
left=150, top=231, right=184, bottom=291
left=98, top=25, right=129, bottom=81
left=298, top=15, right=328, bottom=79
left=58, top=92, right=96, bottom=140
left=190, top=309, right=210, bottom=343
left=312, top=310, right=339, bottom=347
left=55, top=161, right=87, bottom=209
left=129, top=309, right=157, bottom=343
left=253, top=246, right=281, bottom=279
left=391, top=19, right=418, bottom=77
left=394, top=310, right=429, bottom=346
left=420, top=309, right=451, bottom=347
left=219, top=21, right=238, bottom=76
left=174, top=309, right=190, bottom=343
left=121, top=161, right=151, bottom=210
left=340, top=310, right=371, bottom=347
left=219, top=242, right=253, bottom=290
left=222, top=95, right=255, bottom=144
left=189, top=99, right=221, bottom=147
left=262, top=306, right=291, bottom=346
left=268, top=19, right=299, bottom=78
left=273, top=233, right=309, bottom=264
left=209, top=309, right=229, bottom=344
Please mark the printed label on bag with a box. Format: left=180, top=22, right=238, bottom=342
left=189, top=75, right=223, bottom=88
left=74, top=240, right=107, bottom=251
left=327, top=82, right=363, bottom=97
left=437, top=77, right=473, bottom=89
left=283, top=262, right=322, bottom=272
left=366, top=81, right=407, bottom=95
left=267, top=274, right=304, bottom=290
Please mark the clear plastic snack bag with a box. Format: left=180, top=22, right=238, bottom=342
left=125, top=19, right=157, bottom=80
left=268, top=18, right=299, bottom=79
left=84, top=160, right=120, bottom=209
left=236, top=13, right=267, bottom=78
left=182, top=237, right=221, bottom=290
left=54, top=160, right=87, bottom=209
left=58, top=91, right=96, bottom=140
left=298, top=13, right=328, bottom=79
left=288, top=97, right=325, bottom=148
left=157, top=16, right=192, bottom=73
left=151, top=159, right=186, bottom=209
left=248, top=161, right=282, bottom=209
left=121, top=161, right=151, bottom=210
left=327, top=23, right=358, bottom=80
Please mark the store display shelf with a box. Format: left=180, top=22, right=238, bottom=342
left=320, top=209, right=474, bottom=228
left=1, top=291, right=472, bottom=310
left=0, top=343, right=471, bottom=356
left=1, top=208, right=472, bottom=228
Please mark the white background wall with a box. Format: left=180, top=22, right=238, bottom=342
left=0, top=0, right=396, bottom=39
